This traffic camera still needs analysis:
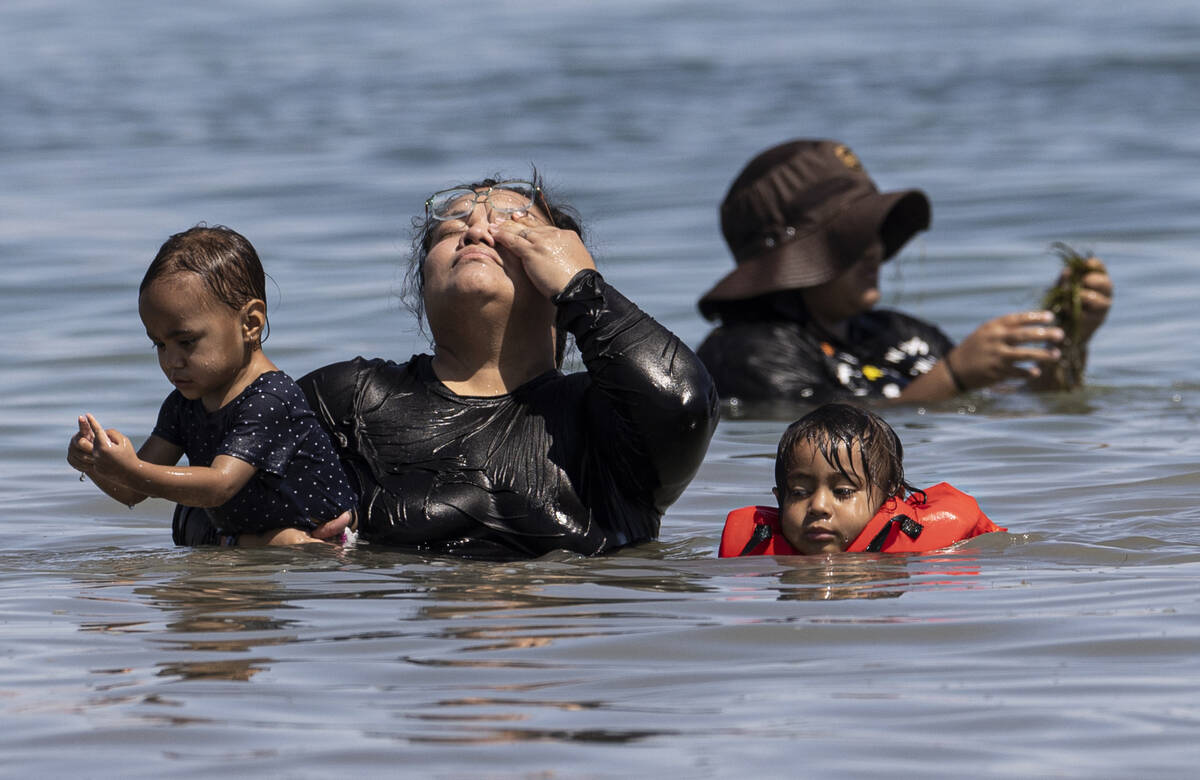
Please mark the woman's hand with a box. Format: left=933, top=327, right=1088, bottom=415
left=949, top=311, right=1064, bottom=389
left=491, top=216, right=597, bottom=299
left=238, top=511, right=353, bottom=547
left=311, top=510, right=353, bottom=541
left=237, top=527, right=327, bottom=547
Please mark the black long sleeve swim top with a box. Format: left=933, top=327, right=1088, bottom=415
left=697, top=308, right=953, bottom=404
left=298, top=270, right=719, bottom=559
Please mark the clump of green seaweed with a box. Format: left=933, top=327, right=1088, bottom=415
left=1040, top=242, right=1090, bottom=389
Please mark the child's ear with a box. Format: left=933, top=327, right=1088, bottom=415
left=240, top=299, right=268, bottom=344
left=772, top=486, right=781, bottom=506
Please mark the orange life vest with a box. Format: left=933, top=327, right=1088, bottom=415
left=717, top=482, right=1005, bottom=557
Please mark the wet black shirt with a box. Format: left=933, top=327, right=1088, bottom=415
left=153, top=371, right=357, bottom=536
left=298, top=270, right=718, bottom=559
left=697, top=308, right=953, bottom=404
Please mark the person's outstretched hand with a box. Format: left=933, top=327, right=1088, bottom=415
left=1052, top=255, right=1113, bottom=346
left=947, top=311, right=1064, bottom=389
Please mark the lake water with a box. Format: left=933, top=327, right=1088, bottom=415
left=3, top=0, right=1200, bottom=776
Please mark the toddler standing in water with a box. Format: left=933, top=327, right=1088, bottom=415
left=68, top=225, right=356, bottom=546
left=719, top=403, right=1004, bottom=557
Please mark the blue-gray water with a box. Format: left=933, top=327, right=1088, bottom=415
left=4, top=1, right=1200, bottom=777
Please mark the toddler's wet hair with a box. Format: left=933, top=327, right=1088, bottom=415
left=775, top=402, right=914, bottom=499
left=141, top=224, right=267, bottom=313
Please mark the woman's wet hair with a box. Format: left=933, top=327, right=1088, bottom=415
left=774, top=402, right=915, bottom=501
left=403, top=168, right=584, bottom=367
left=140, top=225, right=269, bottom=339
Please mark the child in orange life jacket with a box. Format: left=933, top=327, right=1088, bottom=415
left=718, top=403, right=1004, bottom=557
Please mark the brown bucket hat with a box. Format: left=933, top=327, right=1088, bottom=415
left=699, top=139, right=931, bottom=319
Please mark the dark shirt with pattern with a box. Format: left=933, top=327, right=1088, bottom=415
left=697, top=307, right=953, bottom=404
left=152, top=371, right=357, bottom=536
left=298, top=270, right=719, bottom=559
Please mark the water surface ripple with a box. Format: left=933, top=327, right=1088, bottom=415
left=3, top=1, right=1200, bottom=776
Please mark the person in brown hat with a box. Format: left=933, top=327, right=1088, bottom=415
left=696, top=139, right=1113, bottom=403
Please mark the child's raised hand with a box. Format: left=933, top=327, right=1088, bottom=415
left=67, top=415, right=97, bottom=474
left=83, top=413, right=140, bottom=481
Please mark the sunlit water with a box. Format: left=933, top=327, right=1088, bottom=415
left=3, top=1, right=1200, bottom=776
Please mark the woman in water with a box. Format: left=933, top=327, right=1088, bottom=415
left=697, top=139, right=1114, bottom=403
left=291, top=173, right=719, bottom=558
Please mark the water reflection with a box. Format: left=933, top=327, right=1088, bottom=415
left=141, top=571, right=299, bottom=682
left=406, top=725, right=677, bottom=746
left=61, top=543, right=1011, bottom=749
left=724, top=548, right=1001, bottom=602
left=369, top=562, right=701, bottom=675
left=155, top=656, right=272, bottom=682
left=74, top=551, right=314, bottom=683
left=774, top=555, right=911, bottom=601
left=367, top=556, right=723, bottom=743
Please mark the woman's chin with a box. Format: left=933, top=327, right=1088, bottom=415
left=445, top=265, right=515, bottom=299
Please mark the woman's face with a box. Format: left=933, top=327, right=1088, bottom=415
left=801, top=241, right=884, bottom=326
left=421, top=192, right=554, bottom=322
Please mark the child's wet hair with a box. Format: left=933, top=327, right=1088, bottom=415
left=140, top=224, right=268, bottom=318
left=775, top=402, right=914, bottom=500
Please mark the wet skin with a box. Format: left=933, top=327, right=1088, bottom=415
left=773, top=440, right=885, bottom=555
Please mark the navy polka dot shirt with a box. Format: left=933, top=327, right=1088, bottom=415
left=152, top=371, right=357, bottom=536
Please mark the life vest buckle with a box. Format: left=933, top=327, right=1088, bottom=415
left=864, top=513, right=925, bottom=552
left=739, top=521, right=774, bottom=556
left=897, top=514, right=924, bottom=540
